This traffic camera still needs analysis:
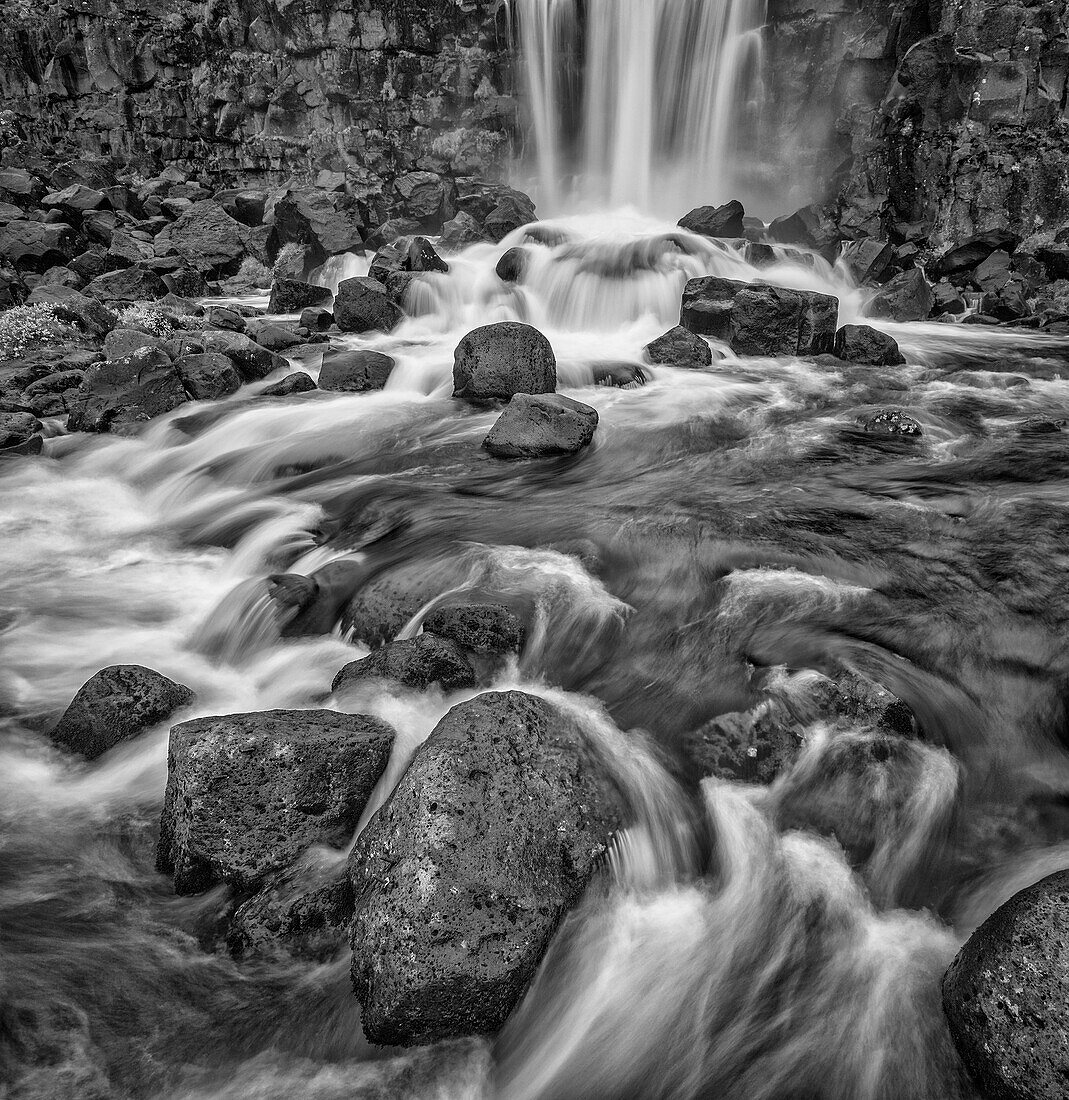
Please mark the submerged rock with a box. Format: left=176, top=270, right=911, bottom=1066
left=318, top=349, right=395, bottom=393
left=158, top=710, right=395, bottom=895
left=341, top=563, right=449, bottom=648
left=348, top=690, right=626, bottom=1045
left=331, top=634, right=476, bottom=694
left=644, top=324, right=714, bottom=368
left=863, top=409, right=923, bottom=436
left=453, top=321, right=556, bottom=401
left=483, top=393, right=598, bottom=458
left=261, top=371, right=317, bottom=397
left=50, top=665, right=195, bottom=760
left=833, top=324, right=905, bottom=366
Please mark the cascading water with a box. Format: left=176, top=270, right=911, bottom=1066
left=509, top=0, right=767, bottom=211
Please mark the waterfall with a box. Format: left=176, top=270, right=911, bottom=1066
left=509, top=0, right=768, bottom=213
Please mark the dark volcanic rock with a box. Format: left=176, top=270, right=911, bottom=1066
left=864, top=409, right=923, bottom=436
left=348, top=690, right=626, bottom=1045
left=341, top=564, right=447, bottom=648
left=268, top=279, right=333, bottom=314
left=158, top=710, right=395, bottom=895
left=483, top=393, right=597, bottom=458
left=679, top=276, right=741, bottom=339
left=868, top=269, right=934, bottom=322
left=495, top=246, right=527, bottom=283
left=334, top=277, right=403, bottom=334
left=644, top=325, right=713, bottom=368
left=0, top=411, right=43, bottom=455
left=156, top=200, right=256, bottom=276
left=438, top=211, right=489, bottom=252
left=67, top=349, right=189, bottom=432
left=202, top=331, right=287, bottom=381
left=453, top=321, right=556, bottom=401
left=678, top=200, right=745, bottom=239
left=368, top=236, right=449, bottom=284
left=318, top=349, right=395, bottom=393
left=931, top=230, right=1020, bottom=279
left=768, top=204, right=838, bottom=257
left=83, top=266, right=168, bottom=304
left=331, top=634, right=476, bottom=694
left=103, top=327, right=167, bottom=360
left=23, top=370, right=85, bottom=418
left=25, top=284, right=115, bottom=336
left=691, top=702, right=806, bottom=785
left=943, top=868, right=1069, bottom=1100
left=423, top=603, right=525, bottom=656
left=833, top=324, right=905, bottom=366
left=269, top=190, right=365, bottom=270
left=300, top=306, right=334, bottom=332
left=50, top=665, right=195, bottom=760
left=725, top=283, right=838, bottom=357
left=839, top=239, right=894, bottom=285
left=0, top=220, right=75, bottom=272
left=261, top=372, right=317, bottom=397
left=176, top=354, right=243, bottom=400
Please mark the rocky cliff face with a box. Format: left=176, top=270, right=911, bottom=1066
left=0, top=0, right=515, bottom=192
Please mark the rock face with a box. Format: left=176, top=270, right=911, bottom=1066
left=483, top=393, right=598, bottom=458
left=348, top=690, right=626, bottom=1045
left=50, top=665, right=195, bottom=760
left=158, top=710, right=395, bottom=895
left=943, top=869, right=1069, bottom=1100
left=453, top=321, right=556, bottom=400
left=331, top=634, right=476, bottom=694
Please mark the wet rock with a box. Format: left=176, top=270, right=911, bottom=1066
left=341, top=564, right=446, bottom=648
left=438, top=211, right=488, bottom=252
left=83, top=267, right=168, bottom=304
left=318, top=349, right=395, bottom=393
left=495, top=246, right=527, bottom=282
left=644, top=324, right=713, bottom=368
left=261, top=372, right=317, bottom=397
left=833, top=324, right=905, bottom=366
left=67, top=348, right=189, bottom=432
left=50, top=665, right=195, bottom=760
left=484, top=393, right=597, bottom=458
left=863, top=409, right=923, bottom=436
left=371, top=217, right=423, bottom=246
left=423, top=603, right=525, bottom=656
left=679, top=275, right=742, bottom=339
left=102, top=327, right=167, bottom=361
left=23, top=370, right=84, bottom=417
left=201, top=331, right=287, bottom=381
left=678, top=200, right=745, bottom=239
left=0, top=220, right=75, bottom=272
left=299, top=306, right=334, bottom=332
left=267, top=279, right=333, bottom=314
left=592, top=362, right=648, bottom=388
left=453, top=321, right=556, bottom=401
left=204, top=305, right=245, bottom=333
left=931, top=230, right=1020, bottom=280
left=348, top=690, right=626, bottom=1045
left=176, top=353, right=243, bottom=400
left=839, top=239, right=894, bottom=285
left=158, top=710, right=395, bottom=895
left=943, top=868, right=1069, bottom=1100
left=0, top=411, right=43, bottom=455
left=768, top=203, right=839, bottom=258
left=368, top=236, right=449, bottom=285
left=933, top=281, right=967, bottom=316
left=243, top=320, right=311, bottom=351
left=730, top=283, right=839, bottom=356
left=264, top=573, right=319, bottom=629
left=155, top=200, right=256, bottom=276
left=332, top=634, right=476, bottom=695
left=868, top=269, right=934, bottom=322
left=334, top=276, right=403, bottom=334
left=691, top=702, right=806, bottom=785
left=269, top=189, right=365, bottom=270
left=484, top=194, right=538, bottom=243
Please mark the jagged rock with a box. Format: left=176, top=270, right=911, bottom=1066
left=0, top=411, right=43, bottom=455
left=483, top=393, right=598, bottom=458
left=833, top=324, right=905, bottom=365
left=495, top=246, right=527, bottom=282
left=0, top=220, right=75, bottom=272
left=423, top=603, right=525, bottom=656
left=204, top=306, right=245, bottom=333
left=318, top=349, right=395, bottom=393
left=269, top=189, right=365, bottom=269
left=39, top=264, right=83, bottom=289
left=863, top=409, right=923, bottom=436
left=348, top=690, right=626, bottom=1045
left=40, top=183, right=107, bottom=216
left=67, top=348, right=189, bottom=432
left=268, top=279, right=333, bottom=314
left=333, top=276, right=403, bottom=333
left=155, top=200, right=257, bottom=276
left=644, top=325, right=713, bottom=368
left=371, top=217, right=422, bottom=246
left=158, top=710, right=395, bottom=895
left=300, top=305, right=333, bottom=331
left=0, top=263, right=28, bottom=307
left=839, top=239, right=894, bottom=284
left=368, top=236, right=449, bottom=284
left=678, top=200, right=745, bottom=238
left=453, top=321, right=556, bottom=400
left=83, top=266, right=168, bottom=303
left=23, top=370, right=85, bottom=417
left=484, top=195, right=537, bottom=242
left=395, top=171, right=448, bottom=221
left=105, top=229, right=154, bottom=271
left=243, top=320, right=310, bottom=351
left=868, top=269, right=934, bottom=322
left=933, top=281, right=966, bottom=316
left=201, top=331, right=287, bottom=381
left=438, top=211, right=488, bottom=252
left=50, top=665, right=195, bottom=760
left=680, top=276, right=748, bottom=339
left=931, top=231, right=1020, bottom=279
left=25, top=285, right=115, bottom=336
left=768, top=204, right=838, bottom=257
left=163, top=268, right=210, bottom=298
left=1035, top=245, right=1069, bottom=281
left=261, top=372, right=317, bottom=397
left=331, top=634, right=475, bottom=694
left=176, top=353, right=243, bottom=400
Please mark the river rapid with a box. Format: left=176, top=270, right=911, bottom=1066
left=4, top=211, right=1069, bottom=1098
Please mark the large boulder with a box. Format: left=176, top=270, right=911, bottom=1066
left=453, top=321, right=556, bottom=400
left=201, top=331, right=287, bottom=381
left=103, top=327, right=167, bottom=361
left=331, top=634, right=476, bottom=695
left=423, top=603, right=526, bottom=656
left=0, top=411, right=43, bottom=456
left=644, top=325, right=713, bottom=368
left=438, top=211, right=488, bottom=252
left=839, top=239, right=894, bottom=285
left=261, top=372, right=317, bottom=397
left=318, top=349, right=395, bottom=393
left=348, top=690, right=626, bottom=1045
left=768, top=203, right=839, bottom=258
left=269, top=189, right=365, bottom=269
left=833, top=324, right=905, bottom=365
left=868, top=269, right=935, bottom=321
left=0, top=220, right=75, bottom=272
left=158, top=710, right=395, bottom=895
left=943, top=869, right=1069, bottom=1100
left=155, top=200, right=256, bottom=276
left=341, top=563, right=449, bottom=648
left=483, top=393, right=598, bottom=458
left=334, top=276, right=403, bottom=334
left=41, top=183, right=108, bottom=217
left=268, top=279, right=333, bottom=314
left=83, top=266, right=168, bottom=303
left=368, top=236, right=449, bottom=285
left=50, top=665, right=195, bottom=760
left=677, top=200, right=745, bottom=239
left=931, top=230, right=1020, bottom=280
left=67, top=348, right=190, bottom=432
left=679, top=276, right=742, bottom=339
left=176, top=353, right=243, bottom=400
left=25, top=285, right=115, bottom=336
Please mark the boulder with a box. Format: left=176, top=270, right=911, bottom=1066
left=0, top=220, right=75, bottom=272
left=484, top=195, right=537, bottom=242
left=348, top=690, right=626, bottom=1045
left=644, top=325, right=713, bottom=368
left=394, top=171, right=449, bottom=221
left=868, top=269, right=935, bottom=321
left=176, top=353, right=243, bottom=400
left=243, top=320, right=311, bottom=351
left=158, top=710, right=395, bottom=895
left=495, top=246, right=528, bottom=283
left=423, top=603, right=525, bottom=656
left=0, top=263, right=27, bottom=308
left=863, top=409, right=923, bottom=436
left=438, top=211, right=488, bottom=252
left=331, top=634, right=476, bottom=695
left=300, top=306, right=333, bottom=332
left=23, top=370, right=85, bottom=418
left=1035, top=245, right=1069, bottom=281
left=0, top=411, right=43, bottom=455
left=106, top=229, right=154, bottom=271
left=933, top=281, right=966, bottom=316
left=483, top=393, right=598, bottom=458
left=453, top=321, right=556, bottom=401
left=25, top=285, right=115, bottom=336
left=201, top=331, right=287, bottom=381
left=768, top=204, right=839, bottom=257
left=204, top=305, right=245, bottom=333
left=833, top=324, right=905, bottom=366
left=592, top=362, right=648, bottom=388
left=261, top=372, right=317, bottom=397
left=67, top=348, right=190, bottom=432
left=83, top=266, right=168, bottom=303
left=943, top=868, right=1069, bottom=1100
left=368, top=236, right=449, bottom=284
left=268, top=279, right=333, bottom=314
left=839, top=239, right=894, bottom=285
left=156, top=200, right=255, bottom=276
left=42, top=184, right=108, bottom=216
left=103, top=327, right=167, bottom=361
left=931, top=230, right=1019, bottom=279
left=318, top=349, right=395, bottom=393
left=334, top=276, right=403, bottom=333
left=269, top=189, right=365, bottom=269
left=680, top=276, right=744, bottom=339
left=50, top=665, right=195, bottom=760
left=677, top=200, right=745, bottom=239
left=39, top=264, right=83, bottom=289
left=341, top=564, right=446, bottom=648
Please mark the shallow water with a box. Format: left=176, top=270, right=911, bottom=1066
left=4, top=212, right=1069, bottom=1098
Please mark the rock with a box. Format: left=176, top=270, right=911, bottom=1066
left=83, top=267, right=168, bottom=304
left=369, top=236, right=449, bottom=285
left=839, top=239, right=894, bottom=285
left=943, top=869, right=1069, bottom=1100
left=484, top=195, right=537, bottom=242
left=678, top=200, right=745, bottom=238
left=156, top=200, right=256, bottom=276
left=333, top=276, right=403, bottom=333
left=833, top=324, right=905, bottom=366
left=744, top=241, right=775, bottom=266
left=0, top=411, right=42, bottom=454
left=395, top=171, right=448, bottom=221
left=243, top=320, right=310, bottom=351
left=341, top=564, right=446, bottom=648
left=644, top=325, right=713, bottom=368
left=768, top=204, right=838, bottom=257
left=690, top=702, right=806, bottom=785
left=438, top=211, right=488, bottom=252
left=867, top=269, right=935, bottom=322
left=158, top=710, right=395, bottom=895
left=863, top=409, right=923, bottom=436
left=0, top=220, right=75, bottom=272
left=453, top=321, right=556, bottom=401
left=103, top=328, right=167, bottom=361
left=67, top=348, right=190, bottom=432
left=176, top=353, right=243, bottom=400
left=42, top=183, right=108, bottom=216
left=204, top=305, right=245, bottom=333
left=495, top=246, right=528, bottom=282
left=423, top=603, right=525, bottom=656
left=348, top=690, right=625, bottom=1045
left=331, top=634, right=475, bottom=695
left=201, top=331, right=287, bottom=381
left=261, top=372, right=317, bottom=397
left=25, top=285, right=115, bottom=336
left=163, top=268, right=210, bottom=298
left=933, top=281, right=966, bottom=316
left=268, top=279, right=333, bottom=314
left=300, top=306, right=334, bottom=331
left=931, top=230, right=1020, bottom=280
left=371, top=217, right=423, bottom=246
left=105, top=229, right=154, bottom=271
left=483, top=393, right=598, bottom=458
left=0, top=263, right=28, bottom=307
left=679, top=276, right=743, bottom=339
left=49, top=665, right=195, bottom=760
left=1035, top=245, right=1069, bottom=281
left=318, top=349, right=395, bottom=393
left=39, top=265, right=83, bottom=289
left=592, top=362, right=648, bottom=388
left=23, top=370, right=85, bottom=417
left=269, top=189, right=365, bottom=269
